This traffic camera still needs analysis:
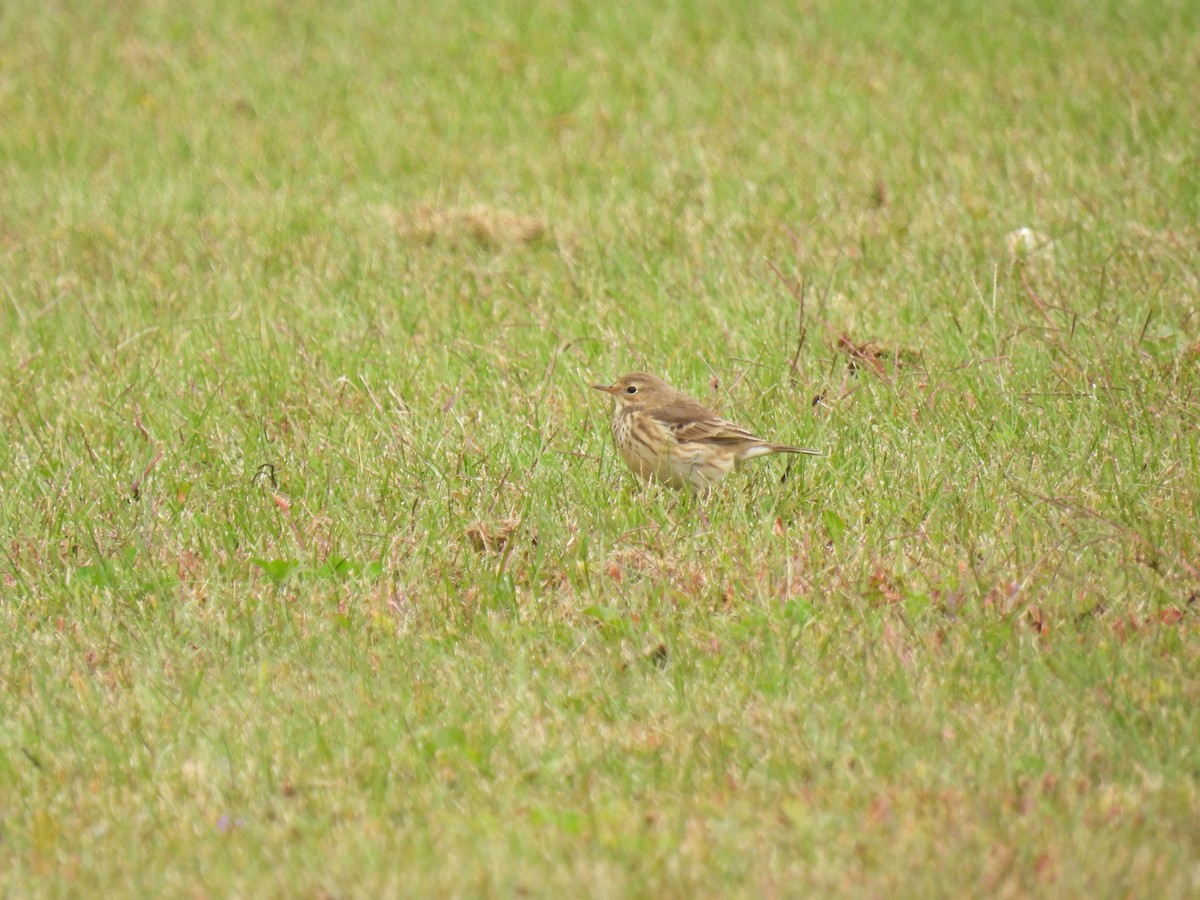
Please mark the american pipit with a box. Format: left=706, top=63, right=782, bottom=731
left=591, top=372, right=821, bottom=492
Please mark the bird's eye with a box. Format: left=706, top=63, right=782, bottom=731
left=626, top=385, right=637, bottom=394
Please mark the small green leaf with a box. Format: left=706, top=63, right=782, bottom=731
left=75, top=565, right=113, bottom=587
left=314, top=557, right=382, bottom=579
left=313, top=556, right=352, bottom=579
left=252, top=558, right=299, bottom=583
left=782, top=598, right=814, bottom=626
left=583, top=605, right=620, bottom=624
left=822, top=509, right=847, bottom=545
left=582, top=605, right=631, bottom=636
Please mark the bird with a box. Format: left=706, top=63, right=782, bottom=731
left=591, top=372, right=821, bottom=492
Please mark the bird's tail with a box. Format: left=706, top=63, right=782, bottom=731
left=769, top=443, right=824, bottom=457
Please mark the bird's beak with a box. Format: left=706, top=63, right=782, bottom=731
left=591, top=383, right=619, bottom=395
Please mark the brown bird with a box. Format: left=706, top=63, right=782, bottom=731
left=591, top=372, right=821, bottom=492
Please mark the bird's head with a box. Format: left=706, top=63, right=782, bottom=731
left=590, top=372, right=672, bottom=409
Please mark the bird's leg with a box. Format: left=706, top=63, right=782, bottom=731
left=691, top=483, right=713, bottom=530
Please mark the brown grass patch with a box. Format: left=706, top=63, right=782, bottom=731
left=382, top=204, right=549, bottom=247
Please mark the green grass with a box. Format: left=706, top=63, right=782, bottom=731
left=3, top=0, right=1199, bottom=894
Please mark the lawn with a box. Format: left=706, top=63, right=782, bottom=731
left=2, top=0, right=1198, bottom=895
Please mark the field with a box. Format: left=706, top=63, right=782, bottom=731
left=2, top=0, right=1199, bottom=895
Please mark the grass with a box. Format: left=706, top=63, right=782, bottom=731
left=2, top=0, right=1199, bottom=895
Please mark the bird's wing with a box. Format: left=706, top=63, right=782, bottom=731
left=651, top=401, right=764, bottom=445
